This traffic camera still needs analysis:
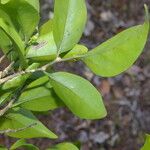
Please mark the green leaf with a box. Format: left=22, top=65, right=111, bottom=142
left=1, top=74, right=29, bottom=90
left=0, top=18, right=26, bottom=66
left=82, top=6, right=149, bottom=77
left=0, top=8, right=12, bottom=24
left=1, top=63, right=40, bottom=90
left=0, top=108, right=57, bottom=139
left=26, top=62, right=40, bottom=71
left=0, top=92, right=12, bottom=106
left=0, top=0, right=11, bottom=4
left=0, top=8, right=23, bottom=48
left=53, top=0, right=87, bottom=53
left=23, top=0, right=39, bottom=12
left=0, top=8, right=13, bottom=54
left=47, top=142, right=79, bottom=150
left=40, top=19, right=53, bottom=36
left=0, top=28, right=11, bottom=54
left=63, top=44, right=88, bottom=59
left=26, top=32, right=57, bottom=61
left=0, top=8, right=23, bottom=62
left=26, top=76, right=50, bottom=89
left=0, top=18, right=26, bottom=65
left=15, top=2, right=39, bottom=40
left=47, top=72, right=107, bottom=119
left=1, top=0, right=40, bottom=40
left=10, top=139, right=39, bottom=150
left=141, top=134, right=150, bottom=150
left=13, top=86, right=63, bottom=112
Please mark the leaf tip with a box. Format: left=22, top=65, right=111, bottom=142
left=48, top=132, right=58, bottom=139
left=144, top=4, right=149, bottom=22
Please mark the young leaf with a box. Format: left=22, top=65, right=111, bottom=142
left=13, top=86, right=64, bottom=112
left=141, top=134, right=150, bottom=150
left=47, top=142, right=79, bottom=150
left=63, top=44, right=88, bottom=59
left=47, top=72, right=107, bottom=119
left=10, top=139, right=39, bottom=150
left=53, top=0, right=87, bottom=53
left=26, top=32, right=57, bottom=61
left=82, top=6, right=149, bottom=77
left=0, top=108, right=57, bottom=139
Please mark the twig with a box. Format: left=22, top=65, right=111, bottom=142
left=0, top=50, right=12, bottom=64
left=0, top=62, right=14, bottom=79
left=0, top=55, right=6, bottom=64
left=0, top=98, right=15, bottom=117
left=0, top=85, right=27, bottom=117
left=0, top=123, right=37, bottom=134
left=0, top=55, right=83, bottom=85
left=0, top=70, right=33, bottom=85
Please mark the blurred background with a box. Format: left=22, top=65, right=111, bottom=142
left=1, top=0, right=150, bottom=150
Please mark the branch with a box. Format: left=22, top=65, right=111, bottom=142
left=0, top=71, right=31, bottom=85
left=0, top=85, right=27, bottom=117
left=0, top=123, right=37, bottom=134
left=0, top=55, right=82, bottom=85
left=0, top=50, right=12, bottom=64
left=0, top=62, right=14, bottom=79
left=0, top=98, right=15, bottom=117
left=0, top=55, right=6, bottom=64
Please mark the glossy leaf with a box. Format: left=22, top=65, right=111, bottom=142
left=82, top=6, right=149, bottom=77
left=13, top=86, right=63, bottom=112
left=141, top=134, right=150, bottom=150
left=10, top=139, right=39, bottom=150
left=53, top=0, right=87, bottom=53
left=0, top=108, right=57, bottom=139
left=63, top=44, right=88, bottom=59
left=47, top=142, right=79, bottom=150
left=1, top=0, right=40, bottom=40
left=26, top=32, right=57, bottom=61
left=47, top=72, right=107, bottom=119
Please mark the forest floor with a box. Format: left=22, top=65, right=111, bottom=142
left=0, top=0, right=150, bottom=150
